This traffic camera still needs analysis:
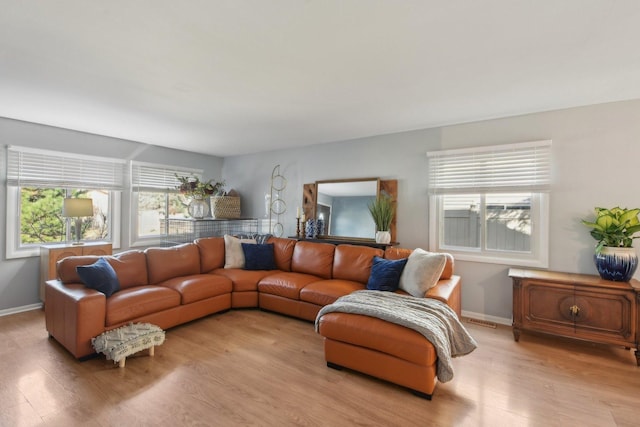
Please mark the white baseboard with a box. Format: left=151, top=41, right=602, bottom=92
left=462, top=310, right=511, bottom=326
left=0, top=303, right=43, bottom=317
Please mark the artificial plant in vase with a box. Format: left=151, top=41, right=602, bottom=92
left=368, top=192, right=395, bottom=244
left=175, top=174, right=226, bottom=199
left=174, top=174, right=226, bottom=219
left=581, top=206, right=640, bottom=281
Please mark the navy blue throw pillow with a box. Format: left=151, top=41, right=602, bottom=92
left=76, top=257, right=121, bottom=297
left=242, top=243, right=277, bottom=270
left=366, top=256, right=408, bottom=292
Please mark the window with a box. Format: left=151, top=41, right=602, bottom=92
left=427, top=140, right=551, bottom=267
left=130, top=161, right=202, bottom=246
left=6, top=146, right=124, bottom=258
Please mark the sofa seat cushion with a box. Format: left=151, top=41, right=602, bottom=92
left=212, top=268, right=276, bottom=292
left=300, top=280, right=365, bottom=306
left=106, top=286, right=181, bottom=326
left=159, top=274, right=232, bottom=304
left=317, top=312, right=437, bottom=366
left=258, top=272, right=321, bottom=300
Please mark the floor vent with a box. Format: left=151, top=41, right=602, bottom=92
left=465, top=318, right=497, bottom=329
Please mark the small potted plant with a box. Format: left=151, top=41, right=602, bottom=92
left=581, top=206, right=640, bottom=281
left=368, top=192, right=395, bottom=244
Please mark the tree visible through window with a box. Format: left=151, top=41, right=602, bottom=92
left=6, top=145, right=124, bottom=258
left=20, top=188, right=110, bottom=244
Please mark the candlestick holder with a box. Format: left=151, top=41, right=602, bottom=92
left=296, top=218, right=301, bottom=238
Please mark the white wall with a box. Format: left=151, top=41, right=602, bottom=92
left=0, top=118, right=224, bottom=312
left=222, top=99, right=640, bottom=321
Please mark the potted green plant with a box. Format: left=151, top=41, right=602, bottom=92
left=368, top=192, right=395, bottom=244
left=581, top=206, right=640, bottom=281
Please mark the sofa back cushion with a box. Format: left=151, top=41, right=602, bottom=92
left=108, top=250, right=149, bottom=289
left=333, top=245, right=384, bottom=284
left=291, top=241, right=335, bottom=279
left=145, top=243, right=200, bottom=284
left=384, top=247, right=454, bottom=280
left=57, top=250, right=148, bottom=289
left=267, top=237, right=296, bottom=271
left=58, top=255, right=101, bottom=284
left=195, top=237, right=225, bottom=272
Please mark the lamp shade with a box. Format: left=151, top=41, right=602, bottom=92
left=62, top=198, right=93, bottom=218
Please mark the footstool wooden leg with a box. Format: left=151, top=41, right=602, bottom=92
left=119, top=358, right=126, bottom=368
left=149, top=346, right=155, bottom=357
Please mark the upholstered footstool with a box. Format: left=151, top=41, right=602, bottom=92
left=317, top=312, right=438, bottom=399
left=92, top=323, right=165, bottom=367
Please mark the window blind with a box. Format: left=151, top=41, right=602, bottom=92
left=131, top=161, right=203, bottom=192
left=7, top=145, right=126, bottom=190
left=427, top=140, right=552, bottom=194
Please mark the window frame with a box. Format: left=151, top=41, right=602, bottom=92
left=6, top=186, right=121, bottom=259
left=5, top=146, right=124, bottom=259
left=428, top=192, right=549, bottom=268
left=427, top=140, right=551, bottom=268
left=129, top=161, right=203, bottom=248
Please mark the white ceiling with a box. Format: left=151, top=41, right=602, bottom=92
left=2, top=1, right=640, bottom=157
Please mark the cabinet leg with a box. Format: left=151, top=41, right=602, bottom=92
left=513, top=327, right=521, bottom=342
left=635, top=349, right=640, bottom=367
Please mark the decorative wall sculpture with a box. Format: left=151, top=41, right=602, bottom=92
left=268, top=165, right=287, bottom=237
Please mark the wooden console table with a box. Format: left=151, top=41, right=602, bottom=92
left=287, top=236, right=397, bottom=250
left=509, top=268, right=640, bottom=366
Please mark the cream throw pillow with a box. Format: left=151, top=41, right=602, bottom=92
left=224, top=234, right=256, bottom=268
left=398, top=248, right=447, bottom=297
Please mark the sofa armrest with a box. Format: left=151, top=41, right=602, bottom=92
left=424, top=275, right=461, bottom=318
left=45, top=279, right=107, bottom=359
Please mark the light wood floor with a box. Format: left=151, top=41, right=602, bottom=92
left=1, top=309, right=638, bottom=427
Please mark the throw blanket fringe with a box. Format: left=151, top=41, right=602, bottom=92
left=315, top=290, right=477, bottom=382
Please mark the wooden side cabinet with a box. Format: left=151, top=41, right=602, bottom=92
left=39, top=241, right=113, bottom=302
left=509, top=268, right=640, bottom=366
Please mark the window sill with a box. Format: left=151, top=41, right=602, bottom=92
left=438, top=249, right=548, bottom=269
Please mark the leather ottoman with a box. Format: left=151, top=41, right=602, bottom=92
left=317, top=312, right=438, bottom=399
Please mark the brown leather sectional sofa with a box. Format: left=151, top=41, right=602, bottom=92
left=45, top=236, right=461, bottom=398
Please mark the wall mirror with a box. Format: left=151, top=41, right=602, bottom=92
left=302, top=178, right=398, bottom=244
left=315, top=178, right=380, bottom=239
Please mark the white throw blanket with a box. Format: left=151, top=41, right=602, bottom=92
left=315, top=290, right=478, bottom=382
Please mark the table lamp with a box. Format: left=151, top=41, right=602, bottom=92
left=62, top=198, right=93, bottom=245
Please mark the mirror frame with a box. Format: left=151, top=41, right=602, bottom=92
left=302, top=178, right=398, bottom=243
left=315, top=177, right=380, bottom=240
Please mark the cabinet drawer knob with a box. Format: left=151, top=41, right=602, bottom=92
left=569, top=305, right=580, bottom=317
